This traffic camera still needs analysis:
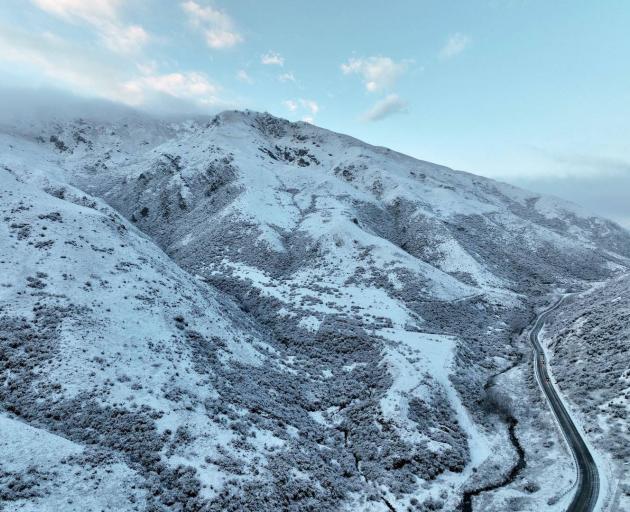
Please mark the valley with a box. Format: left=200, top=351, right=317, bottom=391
left=0, top=110, right=628, bottom=511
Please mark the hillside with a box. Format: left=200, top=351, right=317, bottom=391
left=544, top=276, right=630, bottom=510
left=1, top=110, right=629, bottom=511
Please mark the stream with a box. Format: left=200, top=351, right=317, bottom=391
left=461, top=416, right=526, bottom=511
left=459, top=333, right=528, bottom=512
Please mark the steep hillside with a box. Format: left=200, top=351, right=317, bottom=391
left=1, top=110, right=629, bottom=511
left=0, top=163, right=299, bottom=511
left=544, top=276, right=630, bottom=510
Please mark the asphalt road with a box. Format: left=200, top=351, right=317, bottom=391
left=530, top=297, right=600, bottom=512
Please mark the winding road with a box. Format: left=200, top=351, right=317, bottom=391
left=530, top=297, right=600, bottom=512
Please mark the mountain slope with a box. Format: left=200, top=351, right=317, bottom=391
left=0, top=163, right=290, bottom=510
left=1, top=110, right=629, bottom=511
left=543, top=277, right=630, bottom=510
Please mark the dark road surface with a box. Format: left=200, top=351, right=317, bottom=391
left=530, top=297, right=600, bottom=512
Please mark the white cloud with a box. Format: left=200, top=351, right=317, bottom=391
left=283, top=99, right=298, bottom=112
left=32, top=0, right=149, bottom=54
left=122, top=72, right=219, bottom=105
left=236, top=69, right=253, bottom=84
left=182, top=1, right=243, bottom=49
left=302, top=116, right=314, bottom=124
left=137, top=61, right=158, bottom=75
left=341, top=56, right=410, bottom=92
left=0, top=23, right=126, bottom=97
left=103, top=24, right=149, bottom=54
left=439, top=33, right=470, bottom=59
left=283, top=99, right=319, bottom=117
left=0, top=24, right=228, bottom=114
left=32, top=0, right=118, bottom=21
left=299, top=99, right=319, bottom=115
left=361, top=94, right=408, bottom=122
left=261, top=51, right=284, bottom=66
left=278, top=72, right=295, bottom=83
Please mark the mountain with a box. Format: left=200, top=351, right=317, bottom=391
left=543, top=275, right=630, bottom=511
left=0, top=146, right=282, bottom=511
left=1, top=110, right=628, bottom=511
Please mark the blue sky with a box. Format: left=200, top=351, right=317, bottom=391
left=0, top=1, right=629, bottom=226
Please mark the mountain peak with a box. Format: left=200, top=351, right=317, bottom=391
left=1, top=112, right=629, bottom=510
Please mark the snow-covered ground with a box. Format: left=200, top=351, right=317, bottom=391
left=1, top=109, right=629, bottom=510
left=543, top=281, right=630, bottom=511
left=0, top=164, right=292, bottom=510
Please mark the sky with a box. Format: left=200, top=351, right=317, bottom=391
left=0, top=0, right=628, bottom=227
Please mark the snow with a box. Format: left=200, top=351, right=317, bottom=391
left=379, top=329, right=492, bottom=468
left=1, top=109, right=629, bottom=510
left=540, top=324, right=614, bottom=512
left=0, top=415, right=144, bottom=511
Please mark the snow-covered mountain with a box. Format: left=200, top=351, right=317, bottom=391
left=544, top=275, right=630, bottom=511
left=1, top=110, right=628, bottom=511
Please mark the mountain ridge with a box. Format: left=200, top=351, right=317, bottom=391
left=1, top=110, right=629, bottom=511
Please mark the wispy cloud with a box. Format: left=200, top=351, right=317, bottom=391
left=513, top=153, right=630, bottom=228
left=182, top=1, right=243, bottom=49
left=283, top=99, right=298, bottom=112
left=0, top=23, right=127, bottom=98
left=361, top=94, right=408, bottom=122
left=492, top=147, right=630, bottom=228
left=439, top=33, right=471, bottom=59
left=0, top=23, right=229, bottom=114
left=31, top=0, right=149, bottom=54
left=278, top=72, right=296, bottom=83
left=300, top=99, right=319, bottom=115
left=531, top=148, right=630, bottom=179
left=341, top=56, right=410, bottom=92
left=32, top=0, right=119, bottom=20
left=123, top=71, right=219, bottom=105
left=261, top=51, right=284, bottom=66
left=283, top=98, right=319, bottom=120
left=236, top=69, right=253, bottom=84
